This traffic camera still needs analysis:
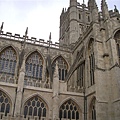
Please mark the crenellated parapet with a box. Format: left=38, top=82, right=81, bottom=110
left=0, top=31, right=70, bottom=50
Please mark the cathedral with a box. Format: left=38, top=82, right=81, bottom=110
left=0, top=0, right=120, bottom=120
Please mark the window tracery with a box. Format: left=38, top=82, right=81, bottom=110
left=90, top=98, right=96, bottom=120
left=0, top=90, right=11, bottom=117
left=88, top=39, right=95, bottom=86
left=114, top=30, right=120, bottom=63
left=23, top=96, right=47, bottom=119
left=52, top=56, right=68, bottom=81
left=0, top=47, right=17, bottom=75
left=59, top=100, right=80, bottom=120
left=25, top=52, right=43, bottom=79
left=77, top=63, right=85, bottom=88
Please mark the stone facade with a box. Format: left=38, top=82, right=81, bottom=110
left=0, top=0, right=120, bottom=120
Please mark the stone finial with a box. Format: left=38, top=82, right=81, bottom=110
left=114, top=5, right=119, bottom=13
left=88, top=0, right=98, bottom=11
left=0, top=22, right=4, bottom=31
left=62, top=8, right=64, bottom=13
left=70, top=0, right=77, bottom=7
left=101, top=0, right=106, bottom=6
left=101, top=0, right=109, bottom=20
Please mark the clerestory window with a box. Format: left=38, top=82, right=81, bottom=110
left=0, top=47, right=17, bottom=75
left=88, top=39, right=95, bottom=86
left=52, top=56, right=68, bottom=81
left=25, top=52, right=43, bottom=79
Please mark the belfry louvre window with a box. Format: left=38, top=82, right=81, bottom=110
left=59, top=100, right=80, bottom=120
left=0, top=47, right=17, bottom=75
left=25, top=52, right=43, bottom=79
left=23, top=96, right=47, bottom=119
left=52, top=56, right=68, bottom=80
left=0, top=90, right=11, bottom=117
left=77, top=63, right=85, bottom=88
left=114, top=30, right=120, bottom=63
left=88, top=39, right=95, bottom=86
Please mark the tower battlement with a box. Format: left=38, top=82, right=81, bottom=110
left=0, top=30, right=70, bottom=50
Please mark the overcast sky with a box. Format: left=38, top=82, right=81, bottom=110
left=0, top=0, right=119, bottom=43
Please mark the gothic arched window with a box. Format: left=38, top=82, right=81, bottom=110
left=90, top=98, right=96, bottom=120
left=59, top=100, right=80, bottom=120
left=25, top=52, right=43, bottom=79
left=114, top=30, right=120, bottom=63
left=23, top=96, right=47, bottom=119
left=0, top=47, right=17, bottom=75
left=0, top=90, right=11, bottom=117
left=52, top=56, right=68, bottom=81
left=77, top=63, right=85, bottom=88
left=88, top=39, right=95, bottom=86
left=76, top=50, right=85, bottom=88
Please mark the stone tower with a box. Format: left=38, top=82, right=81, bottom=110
left=59, top=0, right=91, bottom=46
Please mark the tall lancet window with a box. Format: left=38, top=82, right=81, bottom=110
left=0, top=47, right=17, bottom=75
left=52, top=56, right=68, bottom=81
left=88, top=39, right=95, bottom=86
left=77, top=51, right=85, bottom=88
left=77, top=63, right=85, bottom=88
left=114, top=30, right=120, bottom=63
left=90, top=98, right=96, bottom=120
left=25, top=52, right=43, bottom=79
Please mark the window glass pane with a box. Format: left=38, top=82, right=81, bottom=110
left=62, top=69, right=64, bottom=80
left=33, top=107, right=37, bottom=116
left=29, top=106, right=33, bottom=115
left=43, top=108, right=46, bottom=117
left=24, top=106, right=28, bottom=118
left=68, top=110, right=71, bottom=119
left=1, top=103, right=5, bottom=112
left=72, top=111, right=75, bottom=119
left=76, top=111, right=79, bottom=119
left=5, top=104, right=10, bottom=116
left=59, top=110, right=62, bottom=118
left=38, top=108, right=42, bottom=118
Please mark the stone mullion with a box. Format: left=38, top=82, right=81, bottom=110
left=0, top=59, right=2, bottom=71
left=64, top=68, right=65, bottom=80
left=81, top=64, right=83, bottom=87
left=77, top=67, right=79, bottom=86
left=80, top=64, right=82, bottom=87
left=9, top=60, right=12, bottom=74
left=79, top=65, right=81, bottom=87
left=32, top=106, right=34, bottom=117
left=92, top=54, right=95, bottom=84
